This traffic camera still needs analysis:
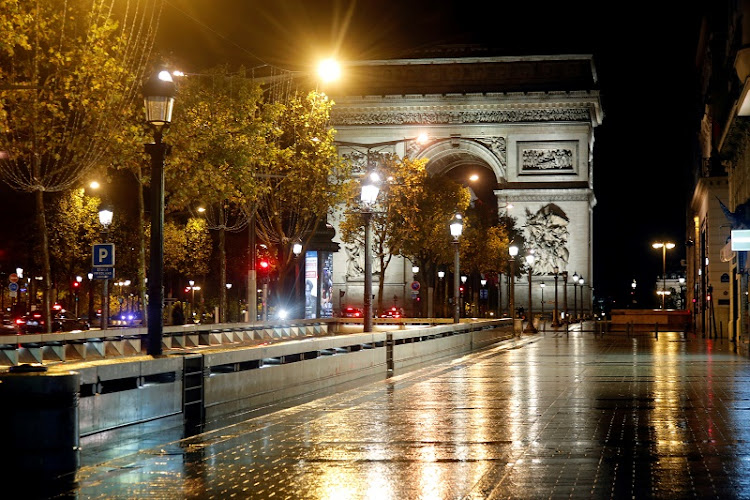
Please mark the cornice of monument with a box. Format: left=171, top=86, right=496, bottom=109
left=331, top=101, right=597, bottom=126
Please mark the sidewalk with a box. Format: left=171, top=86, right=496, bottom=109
left=57, top=324, right=750, bottom=498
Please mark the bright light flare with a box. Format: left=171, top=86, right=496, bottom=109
left=317, top=58, right=341, bottom=82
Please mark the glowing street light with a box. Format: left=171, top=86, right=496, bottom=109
left=509, top=245, right=519, bottom=330
left=450, top=213, right=464, bottom=323
left=652, top=241, right=675, bottom=309
left=143, top=67, right=176, bottom=356
left=361, top=171, right=380, bottom=332
left=523, top=253, right=538, bottom=333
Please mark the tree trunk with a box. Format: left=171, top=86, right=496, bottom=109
left=35, top=190, right=52, bottom=333
left=136, top=166, right=148, bottom=322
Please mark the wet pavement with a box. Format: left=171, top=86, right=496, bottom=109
left=49, top=324, right=750, bottom=499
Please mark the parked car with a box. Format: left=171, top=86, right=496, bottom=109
left=52, top=312, right=90, bottom=332
left=15, top=311, right=90, bottom=333
left=15, top=311, right=44, bottom=333
left=341, top=306, right=363, bottom=318
left=380, top=306, right=403, bottom=319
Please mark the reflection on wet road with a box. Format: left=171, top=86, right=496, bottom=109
left=59, top=327, right=750, bottom=499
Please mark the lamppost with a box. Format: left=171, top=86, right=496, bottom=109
left=226, top=283, right=233, bottom=322
left=87, top=272, right=94, bottom=324
left=631, top=279, right=637, bottom=307
left=509, top=245, right=519, bottom=324
left=578, top=276, right=585, bottom=318
left=524, top=253, right=538, bottom=333
left=652, top=241, right=675, bottom=309
left=450, top=213, right=464, bottom=323
left=561, top=270, right=569, bottom=322
left=293, top=239, right=303, bottom=318
left=412, top=265, right=420, bottom=317
left=143, top=68, right=176, bottom=356
left=572, top=271, right=579, bottom=322
left=540, top=281, right=546, bottom=319
left=188, top=280, right=197, bottom=321
left=361, top=171, right=380, bottom=332
left=552, top=266, right=561, bottom=327
left=98, top=208, right=113, bottom=330
left=438, top=270, right=445, bottom=317
left=481, top=278, right=487, bottom=317
left=75, top=275, right=82, bottom=318
left=460, top=275, right=467, bottom=317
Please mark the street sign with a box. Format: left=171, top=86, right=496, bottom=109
left=92, top=267, right=115, bottom=280
left=732, top=230, right=750, bottom=251
left=480, top=289, right=488, bottom=299
left=9, top=273, right=18, bottom=283
left=8, top=282, right=18, bottom=292
left=411, top=281, right=420, bottom=291
left=92, top=243, right=116, bottom=267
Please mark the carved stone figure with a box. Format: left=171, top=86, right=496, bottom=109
left=523, top=204, right=570, bottom=275
left=345, top=242, right=364, bottom=278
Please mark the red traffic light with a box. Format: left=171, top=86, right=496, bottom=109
left=259, top=260, right=269, bottom=269
left=72, top=282, right=80, bottom=288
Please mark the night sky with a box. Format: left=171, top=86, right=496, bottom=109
left=1, top=1, right=703, bottom=307
left=154, top=1, right=702, bottom=307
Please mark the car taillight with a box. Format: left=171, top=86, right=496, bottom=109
left=15, top=318, right=24, bottom=325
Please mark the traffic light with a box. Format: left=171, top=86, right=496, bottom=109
left=259, top=260, right=269, bottom=270
left=72, top=281, right=80, bottom=289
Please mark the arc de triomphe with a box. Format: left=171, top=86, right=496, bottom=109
left=325, top=54, right=603, bottom=317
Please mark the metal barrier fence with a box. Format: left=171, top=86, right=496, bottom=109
left=0, top=317, right=486, bottom=367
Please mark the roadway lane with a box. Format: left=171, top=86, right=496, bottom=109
left=54, top=325, right=750, bottom=499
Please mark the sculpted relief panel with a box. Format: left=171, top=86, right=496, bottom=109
left=518, top=141, right=577, bottom=174
left=523, top=204, right=570, bottom=275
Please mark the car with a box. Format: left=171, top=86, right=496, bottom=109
left=379, top=306, right=403, bottom=319
left=52, top=312, right=90, bottom=332
left=15, top=312, right=44, bottom=333
left=15, top=311, right=90, bottom=333
left=110, top=310, right=144, bottom=327
left=341, top=306, right=363, bottom=318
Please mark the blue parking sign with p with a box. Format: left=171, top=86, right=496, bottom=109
left=93, top=243, right=115, bottom=267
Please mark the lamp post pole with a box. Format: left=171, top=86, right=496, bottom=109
left=540, top=281, right=546, bottom=319
left=572, top=271, right=579, bottom=322
left=293, top=240, right=303, bottom=318
left=143, top=68, right=176, bottom=357
left=562, top=271, right=568, bottom=323
left=552, top=266, right=561, bottom=327
left=361, top=172, right=380, bottom=333
left=578, top=277, right=585, bottom=318
left=509, top=245, right=518, bottom=329
left=98, top=209, right=113, bottom=330
left=450, top=214, right=464, bottom=324
left=652, top=242, right=675, bottom=309
left=523, top=254, right=538, bottom=333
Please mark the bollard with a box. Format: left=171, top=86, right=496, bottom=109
left=0, top=365, right=80, bottom=484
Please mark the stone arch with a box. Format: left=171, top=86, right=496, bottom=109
left=416, top=138, right=507, bottom=182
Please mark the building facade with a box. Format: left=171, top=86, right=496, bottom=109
left=325, top=54, right=603, bottom=317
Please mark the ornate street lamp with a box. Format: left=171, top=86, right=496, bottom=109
left=552, top=266, right=561, bottom=327
left=540, top=281, right=546, bottom=318
left=572, top=271, right=579, bottom=322
left=438, top=270, right=446, bottom=317
left=361, top=171, right=380, bottom=332
left=652, top=241, right=675, bottom=309
left=98, top=208, right=113, bottom=330
left=523, top=253, right=538, bottom=333
left=293, top=239, right=303, bottom=318
left=578, top=277, right=585, bottom=318
left=561, top=270, right=569, bottom=322
left=509, top=245, right=519, bottom=328
left=143, top=68, right=176, bottom=356
left=450, top=213, right=464, bottom=323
